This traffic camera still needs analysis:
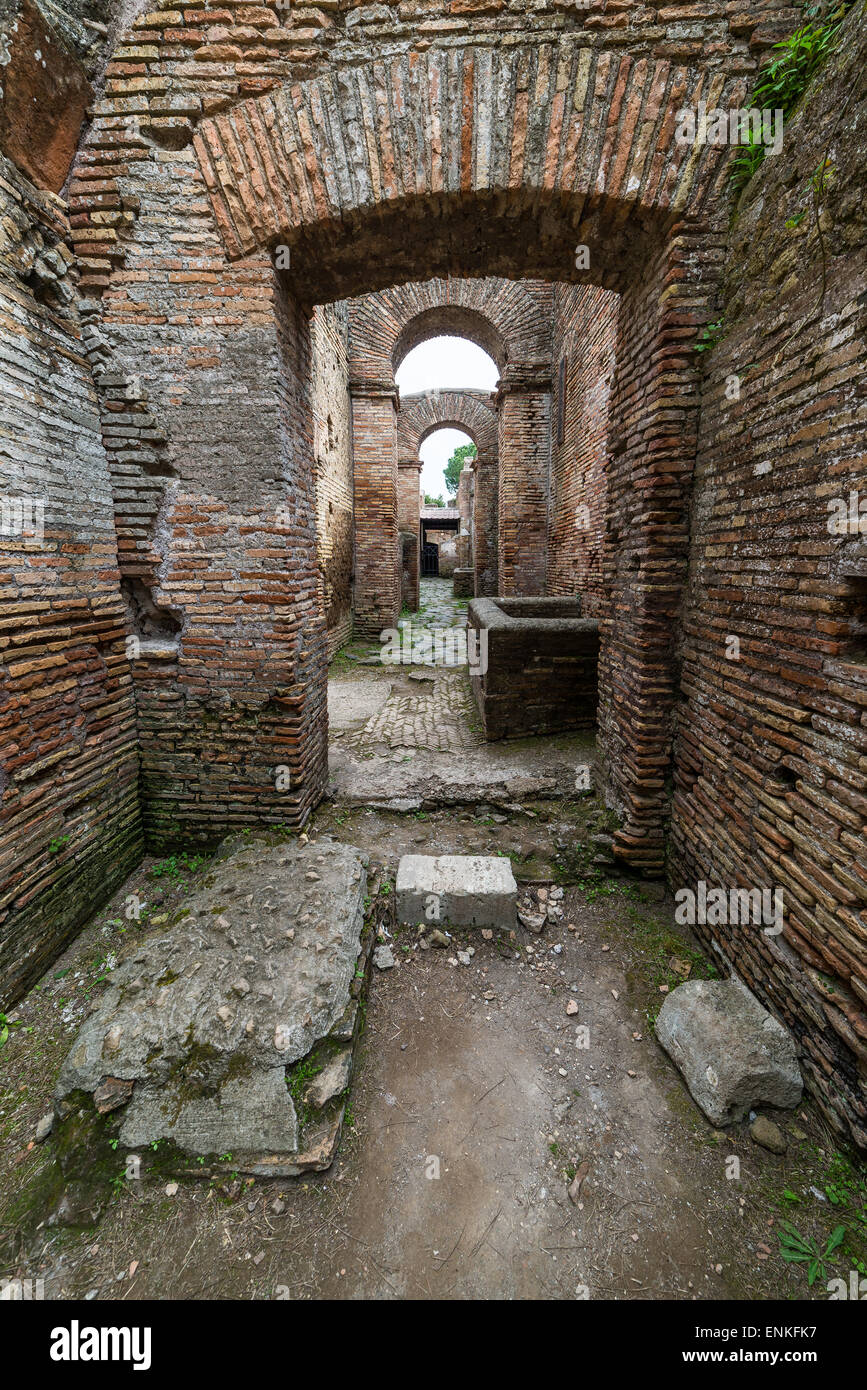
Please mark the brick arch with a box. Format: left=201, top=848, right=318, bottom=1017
left=68, top=21, right=771, bottom=879
left=192, top=39, right=747, bottom=306
left=348, top=278, right=552, bottom=389
left=398, top=389, right=498, bottom=463
left=394, top=309, right=504, bottom=375
left=418, top=420, right=476, bottom=450
left=399, top=390, right=500, bottom=600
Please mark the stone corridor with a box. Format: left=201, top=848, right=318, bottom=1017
left=0, top=0, right=865, bottom=1324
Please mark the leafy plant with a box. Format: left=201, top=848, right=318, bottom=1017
left=695, top=321, right=724, bottom=354
left=444, top=441, right=478, bottom=496
left=729, top=4, right=850, bottom=199
left=778, top=1221, right=846, bottom=1285
left=150, top=851, right=205, bottom=882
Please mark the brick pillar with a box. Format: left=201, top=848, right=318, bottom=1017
left=351, top=382, right=400, bottom=636
left=453, top=464, right=475, bottom=600
left=598, top=228, right=711, bottom=876
left=472, top=453, right=499, bottom=596
left=496, top=371, right=551, bottom=595
left=398, top=458, right=421, bottom=610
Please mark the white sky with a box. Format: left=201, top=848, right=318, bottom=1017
left=395, top=336, right=499, bottom=499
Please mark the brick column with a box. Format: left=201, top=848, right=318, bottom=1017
left=350, top=381, right=400, bottom=637
left=472, top=454, right=499, bottom=596
left=496, top=370, right=551, bottom=595
left=456, top=466, right=473, bottom=568
left=398, top=458, right=422, bottom=610
left=454, top=464, right=475, bottom=595
left=598, top=228, right=712, bottom=876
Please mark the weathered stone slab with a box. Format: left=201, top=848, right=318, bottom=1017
left=56, top=837, right=367, bottom=1160
left=396, top=855, right=517, bottom=929
left=655, top=977, right=802, bottom=1126
left=122, top=1071, right=298, bottom=1154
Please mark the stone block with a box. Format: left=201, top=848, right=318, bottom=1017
left=56, top=836, right=367, bottom=1160
left=452, top=567, right=474, bottom=597
left=396, top=855, right=517, bottom=930
left=655, top=977, right=802, bottom=1126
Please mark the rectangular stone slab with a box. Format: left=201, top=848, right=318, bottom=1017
left=396, top=854, right=517, bottom=929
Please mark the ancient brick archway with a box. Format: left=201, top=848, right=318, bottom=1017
left=64, top=22, right=768, bottom=881
left=187, top=39, right=749, bottom=302
left=399, top=389, right=499, bottom=603
left=3, top=0, right=865, bottom=1153
left=348, top=279, right=552, bottom=631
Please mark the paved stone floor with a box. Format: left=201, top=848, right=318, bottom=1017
left=326, top=579, right=598, bottom=804
left=331, top=578, right=481, bottom=757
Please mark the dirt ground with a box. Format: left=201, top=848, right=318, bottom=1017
left=1, top=582, right=865, bottom=1301
left=2, top=799, right=866, bottom=1302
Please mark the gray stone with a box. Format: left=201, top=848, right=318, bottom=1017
left=373, top=944, right=395, bottom=970
left=56, top=837, right=366, bottom=1159
left=518, top=909, right=546, bottom=933
left=655, top=977, right=802, bottom=1126
left=35, top=1112, right=53, bottom=1142
left=305, top=1048, right=352, bottom=1108
left=327, top=679, right=391, bottom=728
left=121, top=1071, right=298, bottom=1153
left=750, top=1115, right=787, bottom=1154
left=396, top=854, right=517, bottom=929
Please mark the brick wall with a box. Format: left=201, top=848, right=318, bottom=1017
left=397, top=462, right=422, bottom=610
left=350, top=386, right=400, bottom=638
left=670, top=9, right=867, bottom=1148
left=497, top=377, right=552, bottom=597
left=0, top=155, right=141, bottom=1006
left=14, top=0, right=861, bottom=1151
left=473, top=456, right=498, bottom=597
left=548, top=284, right=618, bottom=613
left=457, top=466, right=473, bottom=571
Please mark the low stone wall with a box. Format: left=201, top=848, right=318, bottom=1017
left=468, top=597, right=599, bottom=741
left=453, top=568, right=474, bottom=599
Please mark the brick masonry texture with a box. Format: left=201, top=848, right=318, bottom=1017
left=348, top=278, right=552, bottom=614
left=0, top=0, right=93, bottom=193
left=548, top=283, right=618, bottom=611
left=350, top=384, right=399, bottom=635
left=397, top=386, right=498, bottom=597
left=0, top=0, right=864, bottom=1147
left=669, top=12, right=867, bottom=1148
left=0, top=154, right=142, bottom=1005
